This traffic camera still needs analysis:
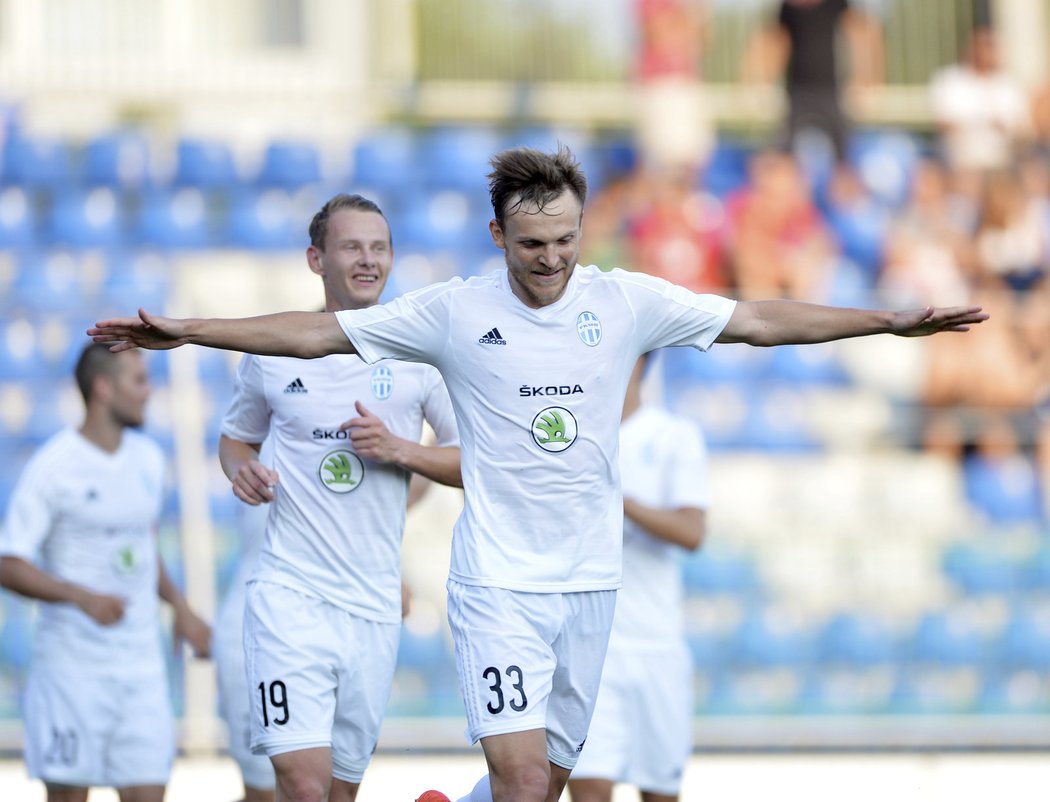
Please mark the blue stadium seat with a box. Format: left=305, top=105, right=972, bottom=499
left=977, top=669, right=1050, bottom=714
left=136, top=188, right=211, bottom=249
left=729, top=610, right=813, bottom=669
left=825, top=198, right=891, bottom=279
left=0, top=188, right=37, bottom=248
left=3, top=134, right=74, bottom=188
left=701, top=140, right=752, bottom=198
left=942, top=541, right=1020, bottom=596
left=1020, top=547, right=1050, bottom=594
left=396, top=190, right=474, bottom=251
left=9, top=249, right=94, bottom=314
left=816, top=612, right=898, bottom=668
left=664, top=381, right=750, bottom=451
left=848, top=129, right=921, bottom=208
left=996, top=608, right=1050, bottom=672
left=962, top=453, right=1045, bottom=527
left=907, top=610, right=988, bottom=668
left=0, top=316, right=52, bottom=379
left=701, top=667, right=805, bottom=715
left=174, top=138, right=239, bottom=189
left=103, top=250, right=172, bottom=312
left=419, top=126, right=503, bottom=191
left=739, top=386, right=822, bottom=452
left=257, top=140, right=323, bottom=189
left=887, top=666, right=980, bottom=714
left=766, top=343, right=849, bottom=386
left=681, top=547, right=760, bottom=597
left=661, top=341, right=771, bottom=386
left=797, top=667, right=896, bottom=715
left=350, top=128, right=417, bottom=192
left=83, top=130, right=151, bottom=188
left=225, top=189, right=302, bottom=250
left=48, top=188, right=124, bottom=248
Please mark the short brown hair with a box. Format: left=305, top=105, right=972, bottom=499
left=74, top=342, right=121, bottom=403
left=308, top=193, right=390, bottom=251
left=488, top=145, right=588, bottom=230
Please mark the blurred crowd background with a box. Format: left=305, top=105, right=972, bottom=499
left=0, top=0, right=1048, bottom=754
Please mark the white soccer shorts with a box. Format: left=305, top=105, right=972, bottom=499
left=244, top=580, right=399, bottom=783
left=446, top=580, right=616, bottom=770
left=571, top=640, right=694, bottom=794
left=23, top=668, right=175, bottom=788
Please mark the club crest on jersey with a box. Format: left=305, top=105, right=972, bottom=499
left=319, top=449, right=365, bottom=493
left=530, top=406, right=578, bottom=453
left=576, top=311, right=602, bottom=347
left=112, top=544, right=143, bottom=576
left=371, top=365, right=394, bottom=400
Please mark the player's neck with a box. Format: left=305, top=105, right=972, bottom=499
left=79, top=412, right=124, bottom=454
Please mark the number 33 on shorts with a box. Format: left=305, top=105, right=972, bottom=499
left=482, top=665, right=527, bottom=714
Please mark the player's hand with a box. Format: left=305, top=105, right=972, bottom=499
left=174, top=606, right=212, bottom=659
left=338, top=401, right=406, bottom=464
left=890, top=306, right=988, bottom=337
left=87, top=309, right=190, bottom=352
left=76, top=591, right=126, bottom=626
left=232, top=460, right=279, bottom=505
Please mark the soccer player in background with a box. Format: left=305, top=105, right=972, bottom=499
left=214, top=441, right=276, bottom=802
left=0, top=343, right=211, bottom=802
left=568, top=351, right=708, bottom=802
left=91, top=146, right=987, bottom=802
left=216, top=193, right=460, bottom=802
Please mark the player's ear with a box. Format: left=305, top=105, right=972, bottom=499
left=489, top=219, right=505, bottom=250
left=306, top=245, right=325, bottom=277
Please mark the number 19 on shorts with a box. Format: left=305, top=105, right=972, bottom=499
left=258, top=680, right=290, bottom=727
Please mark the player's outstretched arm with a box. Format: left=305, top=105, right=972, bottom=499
left=717, top=300, right=988, bottom=347
left=88, top=308, right=356, bottom=359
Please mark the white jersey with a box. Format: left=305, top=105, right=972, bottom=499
left=336, top=265, right=734, bottom=592
left=0, top=428, right=165, bottom=676
left=221, top=353, right=458, bottom=623
left=610, top=406, right=709, bottom=649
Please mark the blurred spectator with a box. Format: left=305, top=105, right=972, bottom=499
left=628, top=169, right=728, bottom=292
left=922, top=289, right=1049, bottom=412
left=634, top=0, right=713, bottom=177
left=930, top=26, right=1032, bottom=176
left=877, top=158, right=974, bottom=307
left=744, top=0, right=884, bottom=165
left=973, top=169, right=1048, bottom=294
left=724, top=150, right=835, bottom=299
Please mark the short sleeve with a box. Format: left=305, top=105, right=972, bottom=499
left=0, top=455, right=57, bottom=561
left=335, top=281, right=453, bottom=366
left=420, top=368, right=459, bottom=448
left=220, top=354, right=272, bottom=444
left=617, top=270, right=736, bottom=354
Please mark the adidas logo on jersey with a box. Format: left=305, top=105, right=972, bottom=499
left=284, top=378, right=308, bottom=394
left=478, top=327, right=507, bottom=345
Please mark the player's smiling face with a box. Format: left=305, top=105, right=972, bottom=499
left=491, top=189, right=583, bottom=309
left=309, top=208, right=393, bottom=311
